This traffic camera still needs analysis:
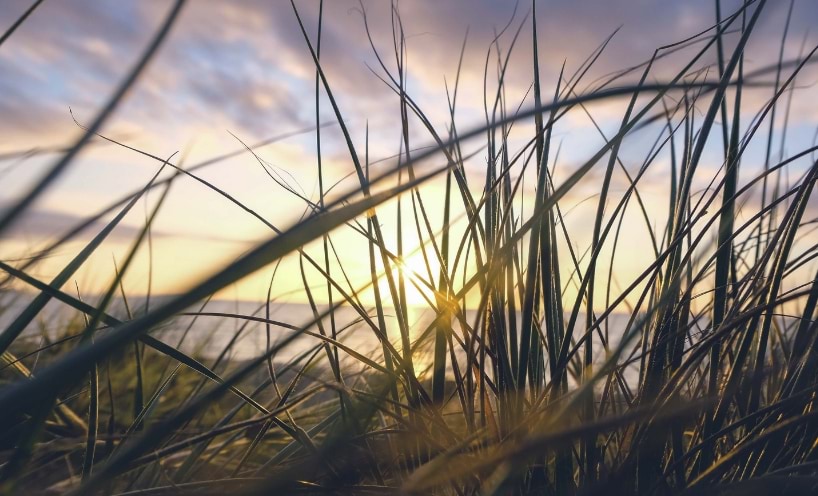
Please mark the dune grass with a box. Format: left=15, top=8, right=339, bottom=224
left=2, top=0, right=818, bottom=494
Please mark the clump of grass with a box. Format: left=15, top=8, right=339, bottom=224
left=2, top=0, right=818, bottom=494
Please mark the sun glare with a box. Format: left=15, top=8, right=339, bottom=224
left=377, top=253, right=437, bottom=308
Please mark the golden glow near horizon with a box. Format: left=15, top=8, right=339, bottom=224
left=1, top=0, right=817, bottom=321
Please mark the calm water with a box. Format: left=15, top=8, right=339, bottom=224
left=2, top=290, right=640, bottom=383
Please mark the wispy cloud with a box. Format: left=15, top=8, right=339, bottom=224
left=2, top=0, right=817, bottom=298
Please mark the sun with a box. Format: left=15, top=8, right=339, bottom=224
left=376, top=252, right=439, bottom=308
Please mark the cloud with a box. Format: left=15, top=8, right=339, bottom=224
left=2, top=0, right=815, bottom=149
left=0, top=201, right=256, bottom=245
left=0, top=204, right=146, bottom=243
left=2, top=0, right=818, bottom=298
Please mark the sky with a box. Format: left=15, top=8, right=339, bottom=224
left=1, top=0, right=817, bottom=306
